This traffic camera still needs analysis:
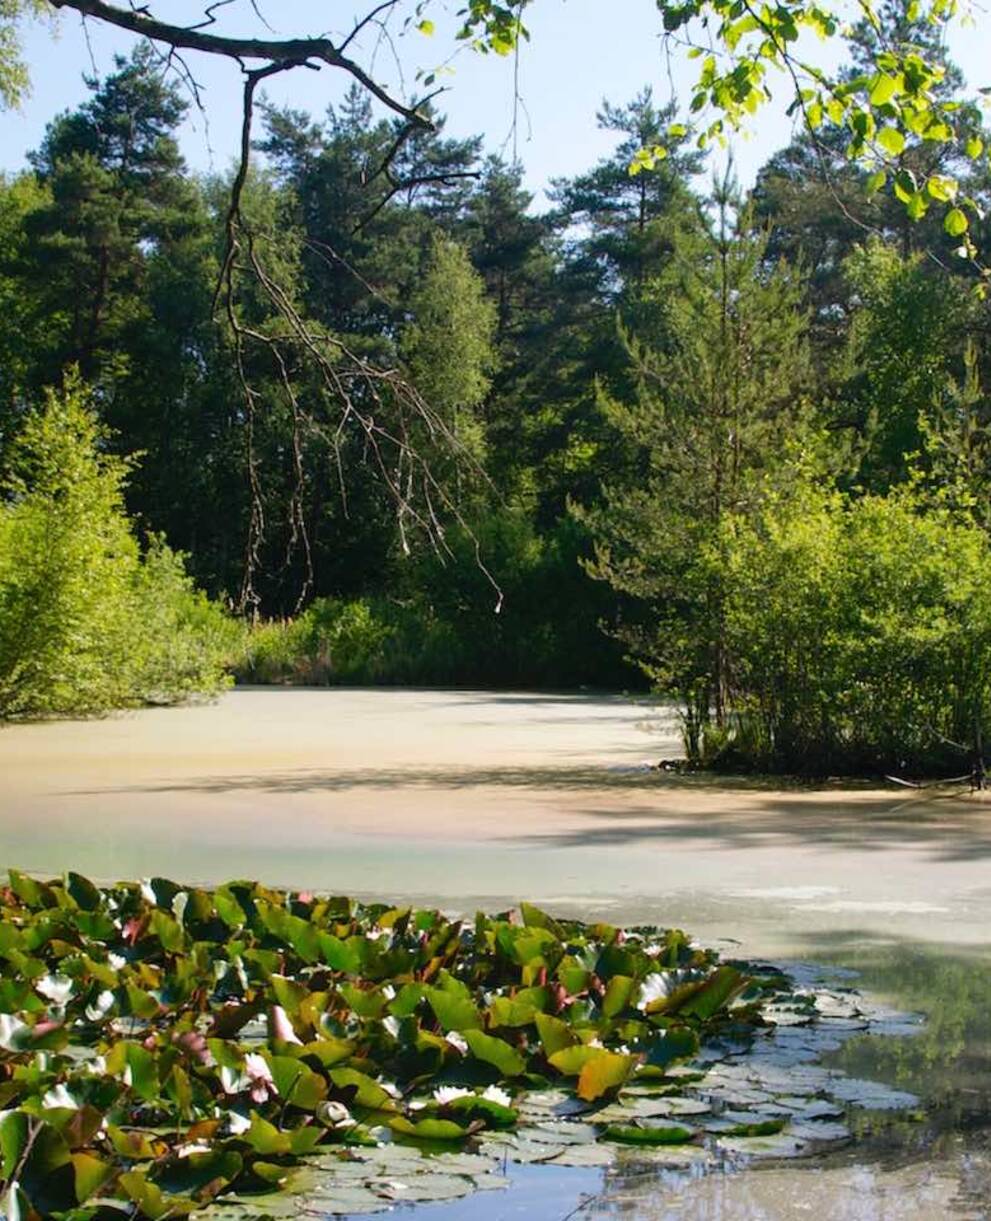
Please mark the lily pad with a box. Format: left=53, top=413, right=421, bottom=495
left=0, top=873, right=928, bottom=1221
left=604, top=1122, right=697, bottom=1145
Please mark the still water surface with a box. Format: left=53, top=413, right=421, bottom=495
left=1, top=689, right=989, bottom=1218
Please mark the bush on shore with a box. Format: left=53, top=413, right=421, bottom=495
left=233, top=512, right=639, bottom=691
left=0, top=380, right=235, bottom=717
left=697, top=484, right=991, bottom=776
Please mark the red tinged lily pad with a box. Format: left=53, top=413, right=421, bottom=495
left=0, top=871, right=846, bottom=1220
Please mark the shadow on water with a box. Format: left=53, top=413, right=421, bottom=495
left=65, top=764, right=991, bottom=864
left=66, top=765, right=811, bottom=797
left=516, top=794, right=991, bottom=864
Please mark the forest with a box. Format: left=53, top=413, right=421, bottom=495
left=2, top=3, right=991, bottom=776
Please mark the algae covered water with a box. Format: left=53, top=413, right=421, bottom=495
left=2, top=690, right=990, bottom=1217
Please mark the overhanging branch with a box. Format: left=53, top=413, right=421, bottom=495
left=47, top=0, right=434, bottom=129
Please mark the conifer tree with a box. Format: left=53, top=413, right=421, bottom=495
left=586, top=175, right=813, bottom=751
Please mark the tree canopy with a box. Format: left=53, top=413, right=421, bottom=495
left=1, top=1, right=987, bottom=266
left=2, top=5, right=991, bottom=767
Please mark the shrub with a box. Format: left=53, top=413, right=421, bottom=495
left=0, top=380, right=233, bottom=717
left=127, top=537, right=240, bottom=703
left=233, top=511, right=639, bottom=690
left=236, top=597, right=394, bottom=685
left=706, top=484, right=991, bottom=775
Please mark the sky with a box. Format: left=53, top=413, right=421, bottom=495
left=1, top=0, right=990, bottom=209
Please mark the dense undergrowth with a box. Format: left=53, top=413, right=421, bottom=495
left=0, top=383, right=234, bottom=719
left=0, top=871, right=778, bottom=1218
left=0, top=383, right=634, bottom=718
left=682, top=486, right=991, bottom=777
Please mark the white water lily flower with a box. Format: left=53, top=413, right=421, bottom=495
left=107, top=953, right=126, bottom=970
left=175, top=1142, right=212, bottom=1158
left=234, top=958, right=249, bottom=992
left=85, top=1055, right=107, bottom=1076
left=42, top=1083, right=78, bottom=1110
left=637, top=969, right=701, bottom=1011
left=381, top=984, right=396, bottom=1001
left=0, top=1014, right=29, bottom=1051
left=433, top=1086, right=473, bottom=1105
left=36, top=974, right=74, bottom=1006
left=445, top=1031, right=468, bottom=1055
left=171, top=892, right=188, bottom=923
left=226, top=1111, right=251, bottom=1136
left=382, top=1015, right=400, bottom=1039
left=85, top=991, right=115, bottom=1022
left=139, top=879, right=157, bottom=904
left=378, top=1079, right=402, bottom=1099
left=269, top=1005, right=302, bottom=1045
left=219, top=1065, right=249, bottom=1095
left=318, top=1100, right=356, bottom=1130
left=5, top=1177, right=21, bottom=1220
left=643, top=943, right=664, bottom=958
left=481, top=1086, right=513, bottom=1107
left=638, top=973, right=674, bottom=1010
left=122, top=1064, right=133, bottom=1087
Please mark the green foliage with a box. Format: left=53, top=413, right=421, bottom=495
left=0, top=0, right=46, bottom=109
left=126, top=539, right=241, bottom=705
left=919, top=341, right=991, bottom=528
left=0, top=872, right=774, bottom=1218
left=236, top=598, right=393, bottom=686
left=708, top=483, right=991, bottom=774
left=0, top=171, right=49, bottom=406
left=402, top=233, right=497, bottom=426
left=841, top=240, right=974, bottom=491
left=585, top=184, right=815, bottom=746
left=462, top=0, right=988, bottom=248
left=234, top=512, right=636, bottom=689
left=647, top=0, right=987, bottom=260
left=0, top=379, right=233, bottom=717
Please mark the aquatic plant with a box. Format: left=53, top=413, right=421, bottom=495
left=0, top=871, right=776, bottom=1216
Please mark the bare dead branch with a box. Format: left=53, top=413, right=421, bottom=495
left=49, top=0, right=501, bottom=614
left=48, top=0, right=434, bottom=129
left=340, top=0, right=401, bottom=54
left=352, top=169, right=480, bottom=234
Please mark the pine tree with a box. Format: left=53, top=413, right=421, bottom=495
left=585, top=176, right=814, bottom=751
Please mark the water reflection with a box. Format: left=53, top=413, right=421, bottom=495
left=578, top=938, right=991, bottom=1220
left=343, top=940, right=991, bottom=1220
left=814, top=940, right=991, bottom=1123
left=588, top=1149, right=990, bottom=1218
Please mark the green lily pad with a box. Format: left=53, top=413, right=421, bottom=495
left=604, top=1122, right=697, bottom=1145
left=462, top=1029, right=526, bottom=1077
left=0, top=873, right=927, bottom=1221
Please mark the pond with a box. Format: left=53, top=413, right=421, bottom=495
left=1, top=688, right=990, bottom=1218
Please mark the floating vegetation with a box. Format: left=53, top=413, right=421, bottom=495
left=0, top=873, right=919, bottom=1219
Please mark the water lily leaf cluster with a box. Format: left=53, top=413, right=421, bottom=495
left=0, top=870, right=775, bottom=1218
